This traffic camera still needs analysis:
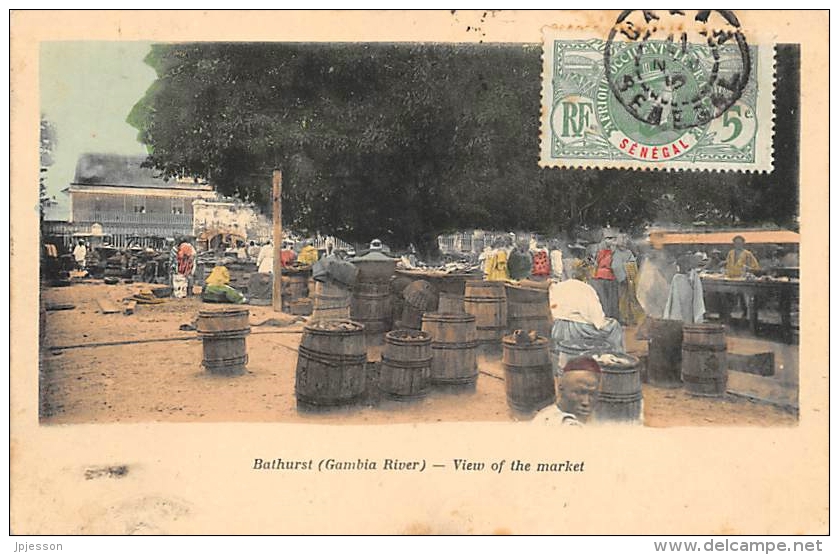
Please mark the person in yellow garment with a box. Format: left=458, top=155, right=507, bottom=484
left=725, top=235, right=760, bottom=278
left=297, top=240, right=319, bottom=266
left=484, top=239, right=510, bottom=282
left=203, top=265, right=247, bottom=304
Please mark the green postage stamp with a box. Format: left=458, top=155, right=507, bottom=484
left=539, top=11, right=775, bottom=171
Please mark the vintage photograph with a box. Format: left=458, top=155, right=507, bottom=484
left=37, top=14, right=799, bottom=428
left=11, top=10, right=828, bottom=535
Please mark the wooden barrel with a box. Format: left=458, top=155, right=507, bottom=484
left=248, top=272, right=273, bottom=306
left=289, top=298, right=313, bottom=316
left=351, top=281, right=391, bottom=334
left=438, top=292, right=464, bottom=313
left=400, top=280, right=438, bottom=330
left=202, top=335, right=248, bottom=374
left=197, top=307, right=251, bottom=374
left=312, top=280, right=351, bottom=320
left=502, top=335, right=555, bottom=413
left=421, top=312, right=478, bottom=385
left=681, top=324, right=728, bottom=397
left=594, top=352, right=642, bottom=422
left=647, top=318, right=683, bottom=387
left=464, top=280, right=507, bottom=347
left=295, top=319, right=367, bottom=406
left=379, top=329, right=432, bottom=399
left=555, top=339, right=611, bottom=373
left=282, top=273, right=309, bottom=304
left=505, top=284, right=552, bottom=338
left=196, top=307, right=250, bottom=335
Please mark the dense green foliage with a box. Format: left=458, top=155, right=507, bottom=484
left=128, top=43, right=798, bottom=253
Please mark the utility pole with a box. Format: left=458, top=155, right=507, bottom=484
left=272, top=169, right=282, bottom=312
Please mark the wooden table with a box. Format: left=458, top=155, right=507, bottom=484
left=700, top=276, right=799, bottom=342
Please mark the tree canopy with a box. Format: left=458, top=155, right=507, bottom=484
left=128, top=43, right=798, bottom=253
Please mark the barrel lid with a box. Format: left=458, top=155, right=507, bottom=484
left=591, top=351, right=640, bottom=369
left=386, top=329, right=432, bottom=342
left=198, top=307, right=250, bottom=317
left=306, top=319, right=364, bottom=333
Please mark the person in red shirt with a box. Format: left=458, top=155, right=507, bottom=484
left=280, top=240, right=297, bottom=269
left=531, top=241, right=551, bottom=280
left=591, top=235, right=619, bottom=319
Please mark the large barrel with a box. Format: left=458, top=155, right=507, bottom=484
left=555, top=339, right=611, bottom=374
left=502, top=335, right=555, bottom=413
left=438, top=292, right=464, bottom=313
left=197, top=307, right=251, bottom=375
left=351, top=251, right=397, bottom=283
left=400, top=280, right=438, bottom=330
left=201, top=335, right=249, bottom=374
left=196, top=307, right=250, bottom=335
left=247, top=272, right=273, bottom=306
left=464, top=280, right=507, bottom=348
left=350, top=281, right=392, bottom=335
left=295, top=319, right=367, bottom=406
left=421, top=312, right=478, bottom=385
left=681, top=324, right=728, bottom=397
left=282, top=272, right=309, bottom=306
left=647, top=318, right=683, bottom=387
left=594, top=352, right=642, bottom=422
left=505, top=283, right=552, bottom=338
left=379, top=329, right=432, bottom=399
left=389, top=275, right=415, bottom=328
left=311, top=280, right=352, bottom=321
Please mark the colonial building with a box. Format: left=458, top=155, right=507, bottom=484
left=54, top=153, right=218, bottom=247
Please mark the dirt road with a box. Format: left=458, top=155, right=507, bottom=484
left=38, top=282, right=797, bottom=427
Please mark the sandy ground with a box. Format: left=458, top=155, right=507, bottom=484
left=38, top=281, right=798, bottom=427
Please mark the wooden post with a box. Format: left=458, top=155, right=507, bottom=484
left=272, top=170, right=283, bottom=312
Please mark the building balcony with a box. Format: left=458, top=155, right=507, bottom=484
left=72, top=210, right=193, bottom=226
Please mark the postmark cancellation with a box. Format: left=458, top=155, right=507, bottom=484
left=539, top=11, right=775, bottom=172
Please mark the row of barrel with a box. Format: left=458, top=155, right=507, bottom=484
left=307, top=277, right=554, bottom=345
left=190, top=306, right=644, bottom=422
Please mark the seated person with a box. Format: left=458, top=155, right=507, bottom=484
left=549, top=267, right=625, bottom=357
left=203, top=265, right=247, bottom=304
left=533, top=356, right=602, bottom=425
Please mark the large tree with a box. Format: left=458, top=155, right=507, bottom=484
left=128, top=43, right=798, bottom=254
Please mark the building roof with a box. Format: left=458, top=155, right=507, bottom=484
left=71, top=153, right=212, bottom=191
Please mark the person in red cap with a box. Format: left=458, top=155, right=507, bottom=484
left=533, top=356, right=602, bottom=425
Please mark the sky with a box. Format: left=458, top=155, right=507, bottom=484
left=40, top=41, right=156, bottom=219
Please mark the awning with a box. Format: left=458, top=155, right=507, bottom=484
left=649, top=229, right=800, bottom=249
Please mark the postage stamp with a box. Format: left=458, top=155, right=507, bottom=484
left=539, top=10, right=775, bottom=171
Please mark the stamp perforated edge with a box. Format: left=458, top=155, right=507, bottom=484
left=538, top=23, right=777, bottom=173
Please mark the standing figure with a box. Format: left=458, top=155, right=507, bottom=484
left=484, top=239, right=510, bottom=282
left=591, top=236, right=619, bottom=319
left=72, top=240, right=87, bottom=270
left=612, top=235, right=646, bottom=326
left=176, top=238, right=197, bottom=296
left=663, top=254, right=706, bottom=324
left=508, top=241, right=534, bottom=281
left=725, top=235, right=760, bottom=278
left=530, top=241, right=551, bottom=280
left=257, top=240, right=274, bottom=274
left=549, top=240, right=565, bottom=282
